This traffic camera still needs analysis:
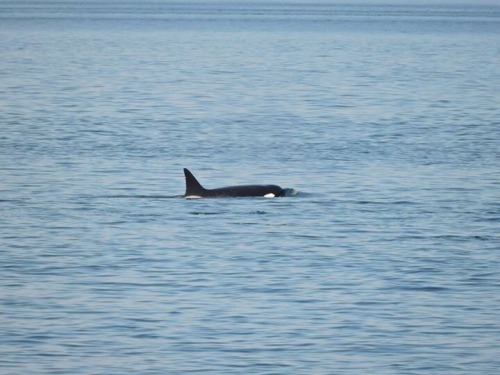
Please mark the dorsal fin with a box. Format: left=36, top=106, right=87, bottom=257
left=184, top=168, right=206, bottom=196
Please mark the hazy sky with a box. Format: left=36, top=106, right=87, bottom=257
left=263, top=0, right=500, bottom=4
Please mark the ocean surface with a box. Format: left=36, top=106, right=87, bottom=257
left=1, top=1, right=499, bottom=374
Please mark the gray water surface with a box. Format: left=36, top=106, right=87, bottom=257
left=1, top=1, right=499, bottom=374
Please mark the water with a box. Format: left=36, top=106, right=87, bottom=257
left=1, top=1, right=499, bottom=373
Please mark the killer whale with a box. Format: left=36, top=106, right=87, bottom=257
left=184, top=168, right=285, bottom=198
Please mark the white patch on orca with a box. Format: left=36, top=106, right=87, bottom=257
left=185, top=195, right=202, bottom=199
left=263, top=193, right=275, bottom=198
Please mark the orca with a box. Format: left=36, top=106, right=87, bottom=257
left=184, top=168, right=285, bottom=198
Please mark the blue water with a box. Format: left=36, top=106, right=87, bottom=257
left=1, top=1, right=499, bottom=373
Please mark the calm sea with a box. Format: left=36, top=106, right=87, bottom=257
left=1, top=1, right=499, bottom=374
